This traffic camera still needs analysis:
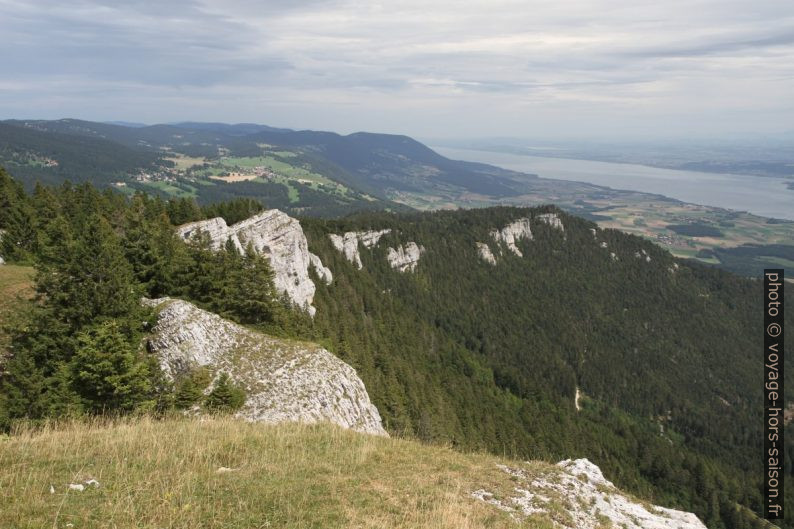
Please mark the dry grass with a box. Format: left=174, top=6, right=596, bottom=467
left=209, top=173, right=259, bottom=183
left=0, top=416, right=556, bottom=528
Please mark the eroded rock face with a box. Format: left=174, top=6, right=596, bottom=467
left=537, top=212, right=564, bottom=231
left=476, top=242, right=496, bottom=265
left=309, top=253, right=333, bottom=284
left=491, top=218, right=533, bottom=257
left=145, top=298, right=387, bottom=436
left=177, top=210, right=330, bottom=316
left=329, top=229, right=391, bottom=269
left=386, top=242, right=425, bottom=272
left=473, top=458, right=706, bottom=528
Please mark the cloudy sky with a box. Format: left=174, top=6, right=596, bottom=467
left=1, top=0, right=793, bottom=139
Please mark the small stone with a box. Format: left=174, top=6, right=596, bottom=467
left=68, top=484, right=84, bottom=492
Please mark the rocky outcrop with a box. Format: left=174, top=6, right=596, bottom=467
left=473, top=458, right=706, bottom=528
left=537, top=212, right=564, bottom=231
left=329, top=229, right=391, bottom=269
left=144, top=297, right=387, bottom=436
left=386, top=242, right=425, bottom=272
left=476, top=242, right=496, bottom=265
left=491, top=218, right=533, bottom=257
left=177, top=210, right=330, bottom=316
left=309, top=253, right=333, bottom=284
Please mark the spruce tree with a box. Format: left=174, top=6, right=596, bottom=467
left=70, top=320, right=155, bottom=413
left=204, top=372, right=245, bottom=412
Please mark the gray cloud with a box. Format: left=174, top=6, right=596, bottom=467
left=0, top=0, right=792, bottom=139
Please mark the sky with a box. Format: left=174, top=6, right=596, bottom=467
left=1, top=0, right=793, bottom=140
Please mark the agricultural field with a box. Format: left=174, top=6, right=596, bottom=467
left=139, top=180, right=198, bottom=199
left=187, top=153, right=354, bottom=204
left=164, top=154, right=207, bottom=171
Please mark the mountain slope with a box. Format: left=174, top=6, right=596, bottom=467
left=0, top=122, right=164, bottom=186
left=247, top=129, right=530, bottom=197
left=296, top=205, right=791, bottom=527
left=0, top=417, right=708, bottom=529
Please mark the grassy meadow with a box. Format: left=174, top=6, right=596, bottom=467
left=0, top=417, right=564, bottom=529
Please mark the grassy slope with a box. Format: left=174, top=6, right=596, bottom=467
left=0, top=417, right=566, bottom=529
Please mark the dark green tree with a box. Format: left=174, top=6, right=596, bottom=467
left=204, top=372, right=245, bottom=412
left=70, top=320, right=157, bottom=413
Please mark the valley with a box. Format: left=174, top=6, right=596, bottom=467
left=3, top=119, right=791, bottom=279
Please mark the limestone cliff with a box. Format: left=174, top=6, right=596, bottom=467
left=473, top=458, right=706, bottom=528
left=386, top=242, right=425, bottom=272
left=476, top=242, right=496, bottom=265
left=537, top=212, right=565, bottom=231
left=176, top=210, right=330, bottom=316
left=490, top=218, right=533, bottom=257
left=329, top=229, right=391, bottom=269
left=144, top=297, right=387, bottom=436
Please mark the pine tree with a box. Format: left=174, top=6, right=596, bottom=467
left=204, top=372, right=245, bottom=412
left=70, top=320, right=155, bottom=413
left=173, top=368, right=211, bottom=409
left=0, top=167, right=36, bottom=261
left=227, top=242, right=277, bottom=324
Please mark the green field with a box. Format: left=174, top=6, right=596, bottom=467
left=141, top=180, right=198, bottom=198
left=756, top=256, right=794, bottom=268
left=204, top=155, right=352, bottom=198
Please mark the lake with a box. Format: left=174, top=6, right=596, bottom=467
left=433, top=147, right=794, bottom=221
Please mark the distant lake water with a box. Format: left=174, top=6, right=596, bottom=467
left=433, top=147, right=794, bottom=221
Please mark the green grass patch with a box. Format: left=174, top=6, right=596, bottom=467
left=756, top=256, right=794, bottom=268
left=141, top=181, right=198, bottom=198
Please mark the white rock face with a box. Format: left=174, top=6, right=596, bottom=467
left=473, top=458, right=706, bottom=529
left=309, top=253, right=333, bottom=284
left=537, top=212, right=564, bottom=231
left=145, top=298, right=387, bottom=436
left=329, top=229, right=391, bottom=269
left=386, top=242, right=425, bottom=272
left=476, top=242, right=496, bottom=265
left=177, top=210, right=330, bottom=316
left=491, top=218, right=533, bottom=257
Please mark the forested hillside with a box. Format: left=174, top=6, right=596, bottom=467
left=301, top=209, right=791, bottom=529
left=0, top=167, right=789, bottom=528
